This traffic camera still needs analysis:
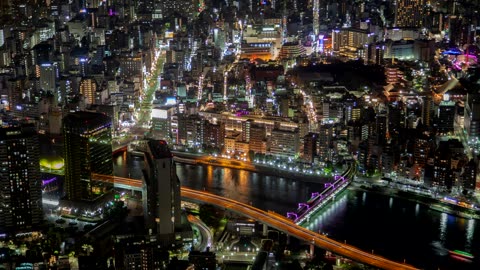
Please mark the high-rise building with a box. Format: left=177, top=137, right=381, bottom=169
left=413, top=134, right=432, bottom=167
left=142, top=140, right=181, bottom=243
left=462, top=159, right=477, bottom=192
left=205, top=121, right=225, bottom=149
left=313, top=0, right=320, bottom=36
left=464, top=93, right=480, bottom=140
left=437, top=101, right=455, bottom=133
left=318, top=124, right=335, bottom=162
left=375, top=114, right=387, bottom=146
left=0, top=123, right=42, bottom=235
left=269, top=128, right=300, bottom=158
left=114, top=235, right=170, bottom=270
left=151, top=105, right=176, bottom=141
left=79, top=78, right=97, bottom=105
left=303, top=133, right=318, bottom=164
left=381, top=141, right=395, bottom=174
left=421, top=95, right=434, bottom=127
left=242, top=119, right=252, bottom=142
left=63, top=111, right=113, bottom=202
left=249, top=123, right=267, bottom=154
left=434, top=141, right=454, bottom=189
left=394, top=0, right=426, bottom=28
left=176, top=114, right=205, bottom=147
left=39, top=63, right=57, bottom=92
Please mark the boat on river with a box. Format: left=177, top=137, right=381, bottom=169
left=449, top=249, right=474, bottom=261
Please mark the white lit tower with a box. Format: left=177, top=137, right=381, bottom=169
left=223, top=71, right=228, bottom=101
left=313, top=0, right=319, bottom=36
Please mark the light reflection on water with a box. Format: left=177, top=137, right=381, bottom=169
left=440, top=212, right=448, bottom=243
left=113, top=155, right=480, bottom=270
left=466, top=219, right=475, bottom=252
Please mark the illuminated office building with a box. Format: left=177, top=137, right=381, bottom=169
left=63, top=111, right=113, bottom=202
left=0, top=123, right=42, bottom=235
left=39, top=62, right=57, bottom=92
left=394, top=0, right=425, bottom=28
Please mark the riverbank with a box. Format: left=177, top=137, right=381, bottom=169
left=172, top=151, right=330, bottom=184
left=172, top=151, right=480, bottom=221
left=349, top=182, right=480, bottom=220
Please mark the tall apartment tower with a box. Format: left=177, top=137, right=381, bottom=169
left=394, top=0, right=425, bottom=28
left=142, top=140, right=181, bottom=243
left=313, top=0, right=320, bottom=36
left=421, top=95, right=434, bottom=127
left=0, top=123, right=42, bottom=235
left=63, top=111, right=113, bottom=202
left=465, top=93, right=480, bottom=140
left=39, top=63, right=57, bottom=92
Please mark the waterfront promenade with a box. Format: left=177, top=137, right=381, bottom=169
left=170, top=151, right=480, bottom=220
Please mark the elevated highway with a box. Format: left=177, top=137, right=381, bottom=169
left=93, top=173, right=419, bottom=270
left=181, top=187, right=418, bottom=270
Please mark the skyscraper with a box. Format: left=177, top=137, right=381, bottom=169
left=39, top=63, right=57, bottom=92
left=0, top=123, right=42, bottom=235
left=437, top=101, right=456, bottom=133
left=394, top=0, right=425, bottom=28
left=63, top=111, right=113, bottom=202
left=465, top=93, right=480, bottom=140
left=142, top=140, right=181, bottom=243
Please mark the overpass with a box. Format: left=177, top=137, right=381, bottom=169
left=92, top=173, right=418, bottom=270
left=92, top=173, right=143, bottom=191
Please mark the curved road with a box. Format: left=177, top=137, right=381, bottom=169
left=181, top=187, right=419, bottom=270
left=188, top=214, right=213, bottom=251
left=93, top=174, right=419, bottom=269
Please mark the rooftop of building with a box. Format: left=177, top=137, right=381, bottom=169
left=147, top=140, right=173, bottom=159
left=0, top=123, right=37, bottom=140
left=63, top=111, right=111, bottom=130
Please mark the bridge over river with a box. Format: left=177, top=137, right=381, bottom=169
left=91, top=173, right=418, bottom=270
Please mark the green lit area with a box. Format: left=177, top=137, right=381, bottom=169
left=40, top=157, right=65, bottom=170
left=451, top=250, right=474, bottom=258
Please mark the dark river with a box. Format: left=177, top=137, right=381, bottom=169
left=114, top=154, right=480, bottom=270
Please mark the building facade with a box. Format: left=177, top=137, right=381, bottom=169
left=0, top=123, right=42, bottom=235
left=63, top=111, right=113, bottom=202
left=142, top=140, right=181, bottom=243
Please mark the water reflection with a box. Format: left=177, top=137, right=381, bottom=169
left=439, top=212, right=448, bottom=243
left=466, top=219, right=475, bottom=251
left=306, top=191, right=348, bottom=233
left=113, top=155, right=480, bottom=270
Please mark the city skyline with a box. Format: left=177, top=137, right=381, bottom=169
left=1, top=0, right=480, bottom=269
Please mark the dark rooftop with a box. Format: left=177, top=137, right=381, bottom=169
left=0, top=123, right=37, bottom=140
left=63, top=111, right=111, bottom=130
left=147, top=140, right=172, bottom=159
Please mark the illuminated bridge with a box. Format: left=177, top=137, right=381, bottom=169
left=288, top=164, right=354, bottom=225
left=92, top=173, right=418, bottom=270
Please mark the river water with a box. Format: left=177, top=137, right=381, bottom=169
left=113, top=154, right=480, bottom=270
